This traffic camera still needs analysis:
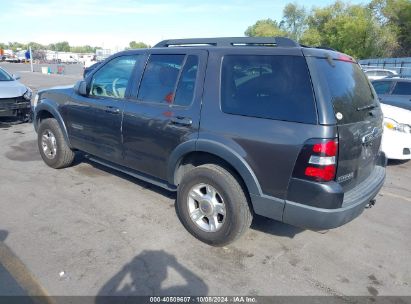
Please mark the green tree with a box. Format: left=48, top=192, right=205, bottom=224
left=245, top=19, right=287, bottom=37
left=8, top=42, right=27, bottom=51
left=70, top=45, right=97, bottom=53
left=280, top=3, right=307, bottom=41
left=370, top=0, right=411, bottom=56
left=128, top=41, right=150, bottom=49
left=49, top=41, right=70, bottom=52
left=27, top=42, right=46, bottom=50
left=300, top=1, right=397, bottom=58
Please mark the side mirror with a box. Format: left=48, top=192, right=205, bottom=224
left=74, top=80, right=88, bottom=96
left=12, top=74, right=21, bottom=80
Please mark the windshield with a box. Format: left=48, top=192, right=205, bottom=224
left=308, top=57, right=377, bottom=124
left=0, top=68, right=13, bottom=81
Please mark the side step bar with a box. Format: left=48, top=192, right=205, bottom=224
left=86, top=155, right=177, bottom=192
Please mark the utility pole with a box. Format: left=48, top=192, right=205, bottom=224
left=29, top=46, right=33, bottom=72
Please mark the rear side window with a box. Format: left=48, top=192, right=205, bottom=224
left=372, top=81, right=392, bottom=94
left=138, top=54, right=185, bottom=104
left=221, top=55, right=317, bottom=124
left=308, top=58, right=376, bottom=124
left=392, top=82, right=411, bottom=95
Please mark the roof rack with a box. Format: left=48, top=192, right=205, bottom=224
left=315, top=46, right=337, bottom=51
left=300, top=44, right=337, bottom=51
left=154, top=37, right=299, bottom=48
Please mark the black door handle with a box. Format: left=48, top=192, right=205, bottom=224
left=105, top=106, right=120, bottom=114
left=170, top=116, right=192, bottom=126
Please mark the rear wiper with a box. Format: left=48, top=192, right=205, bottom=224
left=357, top=103, right=378, bottom=111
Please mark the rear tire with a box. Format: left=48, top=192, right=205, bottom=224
left=176, top=164, right=252, bottom=246
left=37, top=118, right=75, bottom=169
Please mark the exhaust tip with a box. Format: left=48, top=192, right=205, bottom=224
left=365, top=199, right=376, bottom=209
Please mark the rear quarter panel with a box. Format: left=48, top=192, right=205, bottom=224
left=200, top=50, right=337, bottom=199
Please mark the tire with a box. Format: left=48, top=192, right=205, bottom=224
left=37, top=118, right=75, bottom=169
left=176, top=164, right=253, bottom=246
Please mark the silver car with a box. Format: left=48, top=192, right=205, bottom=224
left=364, top=69, right=399, bottom=80
left=0, top=66, right=32, bottom=120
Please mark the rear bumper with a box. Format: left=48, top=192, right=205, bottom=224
left=282, top=165, right=386, bottom=229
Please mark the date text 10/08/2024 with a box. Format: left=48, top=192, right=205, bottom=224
left=149, top=297, right=258, bottom=303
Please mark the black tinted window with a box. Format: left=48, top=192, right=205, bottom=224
left=308, top=58, right=376, bottom=124
left=138, top=54, right=184, bottom=104
left=174, top=55, right=199, bottom=106
left=392, top=82, right=411, bottom=95
left=221, top=55, right=316, bottom=124
left=90, top=55, right=138, bottom=99
left=372, top=81, right=392, bottom=94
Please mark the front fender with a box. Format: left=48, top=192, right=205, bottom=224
left=34, top=100, right=72, bottom=148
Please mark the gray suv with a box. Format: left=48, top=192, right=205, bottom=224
left=32, top=37, right=386, bottom=245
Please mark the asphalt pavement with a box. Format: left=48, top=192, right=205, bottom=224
left=0, top=62, right=83, bottom=94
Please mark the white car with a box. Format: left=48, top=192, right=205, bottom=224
left=380, top=103, right=411, bottom=160
left=0, top=66, right=32, bottom=120
left=364, top=69, right=398, bottom=81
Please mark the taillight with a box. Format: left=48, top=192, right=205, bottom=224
left=292, top=139, right=338, bottom=182
left=305, top=165, right=336, bottom=181
left=312, top=141, right=338, bottom=156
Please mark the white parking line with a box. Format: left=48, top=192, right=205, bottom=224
left=0, top=241, right=54, bottom=303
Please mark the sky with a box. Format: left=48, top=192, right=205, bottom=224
left=0, top=0, right=365, bottom=50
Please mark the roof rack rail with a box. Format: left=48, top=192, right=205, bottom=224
left=315, top=46, right=337, bottom=51
left=300, top=44, right=337, bottom=52
left=154, top=37, right=299, bottom=48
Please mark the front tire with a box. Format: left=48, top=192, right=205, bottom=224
left=176, top=164, right=252, bottom=246
left=37, top=118, right=75, bottom=169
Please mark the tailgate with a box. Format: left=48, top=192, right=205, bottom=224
left=306, top=55, right=384, bottom=191
left=337, top=119, right=382, bottom=191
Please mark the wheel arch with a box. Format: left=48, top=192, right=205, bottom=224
left=168, top=139, right=262, bottom=197
left=34, top=101, right=72, bottom=148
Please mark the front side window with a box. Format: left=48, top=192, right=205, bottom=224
left=372, top=81, right=392, bottom=94
left=221, top=55, right=317, bottom=124
left=138, top=54, right=185, bottom=104
left=392, top=82, right=411, bottom=95
left=90, top=55, right=139, bottom=99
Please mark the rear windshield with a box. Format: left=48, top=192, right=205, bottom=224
left=308, top=57, right=376, bottom=124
